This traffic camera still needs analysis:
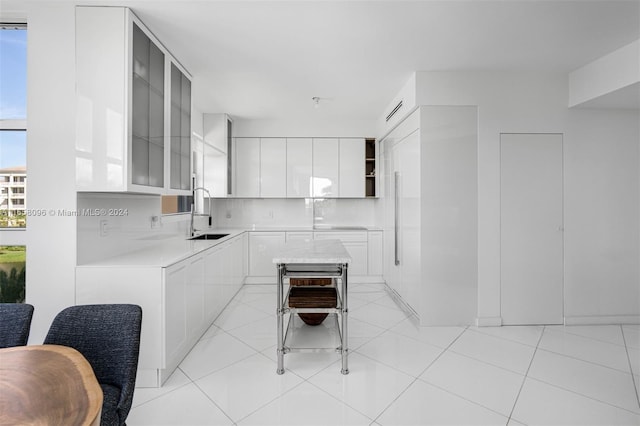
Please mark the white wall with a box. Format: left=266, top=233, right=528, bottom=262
left=564, top=109, right=639, bottom=323
left=386, top=71, right=639, bottom=324
left=569, top=39, right=640, bottom=108
left=24, top=2, right=78, bottom=342
left=233, top=117, right=376, bottom=138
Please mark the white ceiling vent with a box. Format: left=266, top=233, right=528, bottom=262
left=385, top=100, right=403, bottom=122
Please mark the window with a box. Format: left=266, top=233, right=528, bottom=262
left=0, top=26, right=26, bottom=229
left=0, top=24, right=27, bottom=303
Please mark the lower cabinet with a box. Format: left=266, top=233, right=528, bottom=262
left=313, top=232, right=368, bottom=276
left=247, top=230, right=383, bottom=283
left=75, top=233, right=247, bottom=388
left=247, top=232, right=286, bottom=283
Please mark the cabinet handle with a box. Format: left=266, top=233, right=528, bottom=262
left=394, top=171, right=400, bottom=266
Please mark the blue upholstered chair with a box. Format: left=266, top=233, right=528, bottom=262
left=0, top=303, right=34, bottom=348
left=44, top=304, right=142, bottom=426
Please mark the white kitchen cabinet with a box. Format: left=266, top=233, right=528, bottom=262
left=248, top=232, right=286, bottom=283
left=313, top=231, right=368, bottom=276
left=203, top=114, right=233, bottom=197
left=367, top=231, right=383, bottom=276
left=286, top=231, right=313, bottom=242
left=169, top=64, right=192, bottom=191
left=75, top=233, right=247, bottom=387
left=260, top=138, right=287, bottom=197
left=234, top=138, right=260, bottom=197
left=286, top=138, right=312, bottom=197
left=164, top=262, right=189, bottom=371
left=312, top=138, right=339, bottom=197
left=75, top=6, right=191, bottom=195
left=339, top=138, right=365, bottom=198
left=381, top=106, right=478, bottom=326
left=203, top=245, right=224, bottom=324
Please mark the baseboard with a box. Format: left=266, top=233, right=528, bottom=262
left=564, top=314, right=640, bottom=325
left=384, top=285, right=419, bottom=319
left=476, top=316, right=503, bottom=327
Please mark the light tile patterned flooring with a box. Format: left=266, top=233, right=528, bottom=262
left=128, top=284, right=640, bottom=425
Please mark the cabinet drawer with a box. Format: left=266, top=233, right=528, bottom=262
left=313, top=231, right=367, bottom=242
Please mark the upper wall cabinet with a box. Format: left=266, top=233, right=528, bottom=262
left=338, top=138, right=365, bottom=198
left=203, top=114, right=233, bottom=197
left=75, top=6, right=192, bottom=194
left=312, top=138, right=339, bottom=197
left=234, top=138, right=260, bottom=197
left=232, top=137, right=375, bottom=198
left=286, top=138, right=312, bottom=198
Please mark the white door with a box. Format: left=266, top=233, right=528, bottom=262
left=500, top=133, right=563, bottom=325
left=395, top=131, right=421, bottom=307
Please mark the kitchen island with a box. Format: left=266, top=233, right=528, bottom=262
left=273, top=239, right=351, bottom=375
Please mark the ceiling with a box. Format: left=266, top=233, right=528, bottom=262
left=4, top=0, right=640, bottom=120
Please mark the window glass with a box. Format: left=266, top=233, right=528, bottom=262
left=0, top=26, right=27, bottom=304
left=0, top=27, right=27, bottom=120
left=0, top=131, right=26, bottom=227
left=0, top=246, right=25, bottom=303
left=0, top=26, right=27, bottom=229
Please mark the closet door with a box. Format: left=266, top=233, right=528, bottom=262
left=500, top=133, right=564, bottom=325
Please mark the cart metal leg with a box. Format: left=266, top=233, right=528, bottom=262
left=340, top=263, right=349, bottom=375
left=276, top=263, right=285, bottom=374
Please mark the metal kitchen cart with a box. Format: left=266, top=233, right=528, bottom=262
left=273, top=239, right=351, bottom=375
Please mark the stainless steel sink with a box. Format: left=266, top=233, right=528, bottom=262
left=189, top=233, right=229, bottom=241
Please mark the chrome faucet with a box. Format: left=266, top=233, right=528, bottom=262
left=190, top=187, right=212, bottom=237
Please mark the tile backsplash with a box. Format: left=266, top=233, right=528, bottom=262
left=77, top=193, right=379, bottom=264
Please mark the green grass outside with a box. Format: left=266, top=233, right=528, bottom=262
left=0, top=246, right=26, bottom=263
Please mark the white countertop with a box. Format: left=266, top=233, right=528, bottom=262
left=272, top=239, right=352, bottom=264
left=77, top=228, right=246, bottom=268
left=77, top=226, right=378, bottom=268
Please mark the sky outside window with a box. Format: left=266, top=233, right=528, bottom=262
left=0, top=28, right=27, bottom=168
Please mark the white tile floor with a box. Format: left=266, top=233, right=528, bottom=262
left=128, top=284, right=640, bottom=426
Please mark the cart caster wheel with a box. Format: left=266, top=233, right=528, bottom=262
left=341, top=369, right=349, bottom=375
left=277, top=368, right=285, bottom=375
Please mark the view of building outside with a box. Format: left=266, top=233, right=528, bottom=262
left=0, top=25, right=27, bottom=302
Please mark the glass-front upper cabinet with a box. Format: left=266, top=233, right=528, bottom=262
left=170, top=64, right=191, bottom=191
left=132, top=23, right=164, bottom=188
left=75, top=6, right=191, bottom=194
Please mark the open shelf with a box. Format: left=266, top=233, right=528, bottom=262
left=365, top=138, right=376, bottom=197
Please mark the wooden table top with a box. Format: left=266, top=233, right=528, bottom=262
left=0, top=344, right=103, bottom=426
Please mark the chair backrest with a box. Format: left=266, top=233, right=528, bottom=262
left=0, top=303, right=34, bottom=348
left=44, top=304, right=142, bottom=425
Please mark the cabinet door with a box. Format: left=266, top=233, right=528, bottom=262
left=367, top=231, right=383, bottom=276
left=132, top=22, right=165, bottom=188
left=312, top=138, right=339, bottom=197
left=286, top=138, right=312, bottom=197
left=164, top=263, right=188, bottom=368
left=169, top=63, right=191, bottom=191
left=339, top=138, right=365, bottom=198
left=204, top=246, right=224, bottom=324
left=260, top=138, right=286, bottom=197
left=186, top=254, right=205, bottom=340
left=235, top=138, right=260, bottom=197
left=313, top=231, right=367, bottom=276
left=248, top=232, right=286, bottom=278
left=286, top=232, right=313, bottom=242
left=203, top=143, right=227, bottom=197
left=343, top=242, right=367, bottom=276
